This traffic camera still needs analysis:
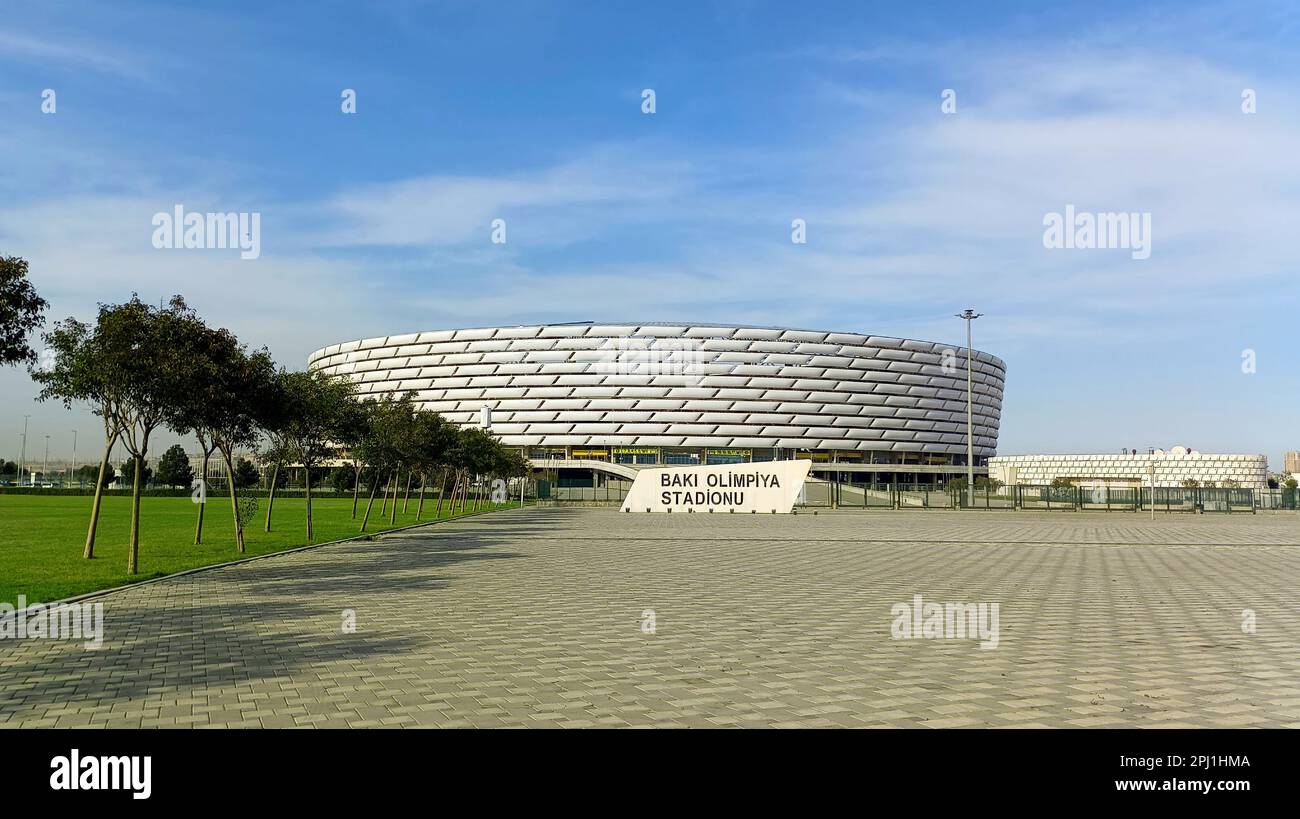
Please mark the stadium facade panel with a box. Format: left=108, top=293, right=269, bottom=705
left=308, top=322, right=1005, bottom=465
left=989, top=452, right=1269, bottom=491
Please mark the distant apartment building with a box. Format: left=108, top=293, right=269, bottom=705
left=1285, top=451, right=1300, bottom=475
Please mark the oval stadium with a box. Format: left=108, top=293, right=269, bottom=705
left=307, top=322, right=1006, bottom=490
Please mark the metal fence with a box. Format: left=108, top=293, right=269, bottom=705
left=524, top=477, right=1297, bottom=512
left=533, top=480, right=630, bottom=505
left=801, top=481, right=1281, bottom=513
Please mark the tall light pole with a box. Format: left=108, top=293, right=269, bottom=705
left=956, top=309, right=983, bottom=509
left=18, top=415, right=29, bottom=486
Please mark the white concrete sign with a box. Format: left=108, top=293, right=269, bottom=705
left=621, top=460, right=812, bottom=514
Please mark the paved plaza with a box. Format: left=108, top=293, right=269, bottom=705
left=1, top=507, right=1298, bottom=728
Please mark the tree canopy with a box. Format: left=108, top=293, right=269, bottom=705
left=0, top=256, right=48, bottom=366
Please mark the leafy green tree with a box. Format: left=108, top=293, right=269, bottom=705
left=330, top=465, right=356, bottom=494
left=155, top=444, right=194, bottom=488
left=496, top=447, right=531, bottom=505
left=407, top=410, right=455, bottom=519
left=75, top=462, right=115, bottom=488
left=275, top=369, right=356, bottom=539
left=169, top=321, right=276, bottom=553
left=190, top=430, right=220, bottom=543
left=208, top=347, right=277, bottom=552
left=257, top=434, right=294, bottom=532
left=441, top=425, right=472, bottom=515
left=233, top=457, right=260, bottom=489
left=120, top=458, right=153, bottom=487
left=30, top=312, right=126, bottom=558
left=0, top=256, right=48, bottom=367
left=98, top=295, right=210, bottom=573
left=169, top=325, right=240, bottom=545
left=1285, top=477, right=1299, bottom=490
left=455, top=427, right=499, bottom=513
left=0, top=460, right=16, bottom=478
left=335, top=396, right=372, bottom=518
left=355, top=392, right=415, bottom=532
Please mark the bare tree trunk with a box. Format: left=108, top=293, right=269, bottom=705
left=223, top=450, right=246, bottom=553
left=446, top=472, right=460, bottom=517
left=305, top=465, right=314, bottom=540
left=127, top=452, right=143, bottom=574
left=264, top=462, right=279, bottom=532
left=360, top=469, right=382, bottom=532
left=435, top=469, right=449, bottom=517
left=389, top=469, right=399, bottom=526
left=194, top=449, right=210, bottom=544
left=380, top=470, right=391, bottom=516
left=351, top=462, right=362, bottom=519
left=84, top=430, right=118, bottom=559
left=403, top=471, right=413, bottom=513
left=416, top=474, right=427, bottom=519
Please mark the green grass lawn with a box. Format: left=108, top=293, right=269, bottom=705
left=0, top=492, right=517, bottom=605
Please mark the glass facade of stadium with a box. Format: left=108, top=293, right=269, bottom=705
left=308, top=322, right=1006, bottom=490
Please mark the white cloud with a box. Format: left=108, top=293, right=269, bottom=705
left=318, top=148, right=697, bottom=248
left=0, top=30, right=150, bottom=79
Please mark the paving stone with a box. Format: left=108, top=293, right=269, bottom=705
left=1, top=508, right=1297, bottom=728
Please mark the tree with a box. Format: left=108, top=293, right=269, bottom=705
left=0, top=460, right=16, bottom=478
left=1180, top=478, right=1200, bottom=489
left=948, top=475, right=1006, bottom=492
left=498, top=447, right=531, bottom=505
left=168, top=320, right=276, bottom=553
left=30, top=312, right=127, bottom=558
left=275, top=369, right=356, bottom=539
left=1049, top=477, right=1075, bottom=488
left=455, top=427, right=499, bottom=513
left=233, top=457, right=260, bottom=489
left=355, top=392, right=415, bottom=532
left=0, top=256, right=48, bottom=367
left=155, top=444, right=194, bottom=488
left=254, top=373, right=295, bottom=534
left=201, top=342, right=277, bottom=553
left=120, top=458, right=153, bottom=487
left=330, top=465, right=356, bottom=494
left=106, top=295, right=212, bottom=574
left=1285, top=477, right=1299, bottom=490
left=335, top=397, right=372, bottom=519
left=441, top=425, right=471, bottom=516
left=257, top=433, right=294, bottom=533
left=407, top=410, right=455, bottom=520
left=191, top=428, right=220, bottom=543
left=76, top=462, right=115, bottom=488
left=168, top=325, right=237, bottom=545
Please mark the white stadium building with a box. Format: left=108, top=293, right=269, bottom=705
left=308, top=322, right=1006, bottom=488
left=989, top=448, right=1270, bottom=492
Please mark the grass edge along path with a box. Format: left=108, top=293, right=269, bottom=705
left=0, top=494, right=523, bottom=605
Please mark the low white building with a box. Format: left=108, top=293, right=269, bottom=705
left=988, top=449, right=1268, bottom=492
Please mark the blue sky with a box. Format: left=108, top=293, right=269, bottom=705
left=2, top=0, right=1298, bottom=467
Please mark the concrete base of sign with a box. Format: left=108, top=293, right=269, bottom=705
left=620, top=460, right=812, bottom=514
